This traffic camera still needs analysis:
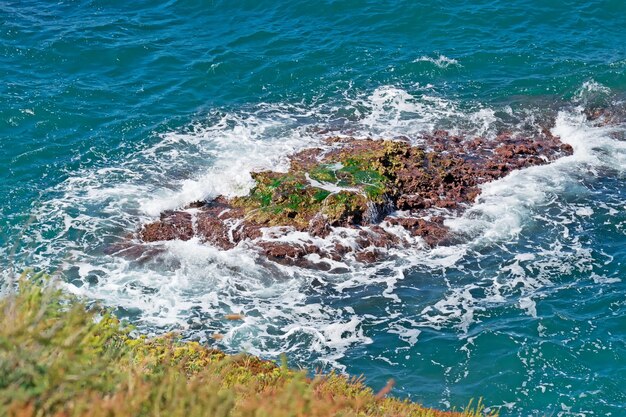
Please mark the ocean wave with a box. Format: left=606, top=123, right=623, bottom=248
left=3, top=84, right=625, bottom=374
left=413, top=55, right=461, bottom=68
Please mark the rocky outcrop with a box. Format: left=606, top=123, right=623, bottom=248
left=137, top=130, right=573, bottom=268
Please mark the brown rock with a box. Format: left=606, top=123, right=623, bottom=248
left=355, top=249, right=382, bottom=263
left=139, top=211, right=193, bottom=242
left=196, top=212, right=234, bottom=250
left=386, top=216, right=449, bottom=246
left=259, top=242, right=310, bottom=260
left=307, top=214, right=331, bottom=238
left=133, top=125, right=576, bottom=267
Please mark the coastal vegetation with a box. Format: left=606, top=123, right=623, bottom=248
left=0, top=273, right=492, bottom=417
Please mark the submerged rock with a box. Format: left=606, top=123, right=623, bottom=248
left=136, top=129, right=573, bottom=267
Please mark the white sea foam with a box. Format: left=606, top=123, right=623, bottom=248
left=575, top=80, right=612, bottom=102
left=4, top=83, right=625, bottom=370
left=416, top=104, right=625, bottom=333
left=414, top=55, right=461, bottom=69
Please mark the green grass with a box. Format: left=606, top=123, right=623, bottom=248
left=0, top=273, right=495, bottom=417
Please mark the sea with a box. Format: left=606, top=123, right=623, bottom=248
left=1, top=1, right=625, bottom=415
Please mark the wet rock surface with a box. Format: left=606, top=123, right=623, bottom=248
left=136, top=130, right=573, bottom=267
left=139, top=211, right=194, bottom=242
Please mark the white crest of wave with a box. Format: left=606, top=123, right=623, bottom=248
left=575, top=80, right=612, bottom=101
left=355, top=86, right=489, bottom=138
left=448, top=106, right=625, bottom=244
left=414, top=55, right=461, bottom=68
left=140, top=114, right=321, bottom=216
left=7, top=83, right=625, bottom=370
left=419, top=106, right=625, bottom=333
left=552, top=108, right=626, bottom=170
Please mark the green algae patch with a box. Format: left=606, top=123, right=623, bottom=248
left=331, top=139, right=413, bottom=179
left=336, top=161, right=388, bottom=200
left=310, top=161, right=388, bottom=200
left=232, top=171, right=332, bottom=228
left=321, top=190, right=369, bottom=225
left=0, top=273, right=494, bottom=417
left=309, top=163, right=339, bottom=183
left=311, top=139, right=415, bottom=202
left=313, top=188, right=331, bottom=202
left=228, top=140, right=419, bottom=229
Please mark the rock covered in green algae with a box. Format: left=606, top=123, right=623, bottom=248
left=135, top=132, right=573, bottom=269
left=228, top=138, right=411, bottom=231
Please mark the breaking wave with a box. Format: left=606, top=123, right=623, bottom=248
left=414, top=55, right=462, bottom=69
left=2, top=83, right=625, bottom=413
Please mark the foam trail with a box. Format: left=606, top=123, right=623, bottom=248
left=414, top=55, right=461, bottom=68
left=3, top=83, right=625, bottom=371
left=419, top=104, right=625, bottom=332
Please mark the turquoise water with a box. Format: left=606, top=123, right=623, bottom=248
left=2, top=1, right=626, bottom=415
